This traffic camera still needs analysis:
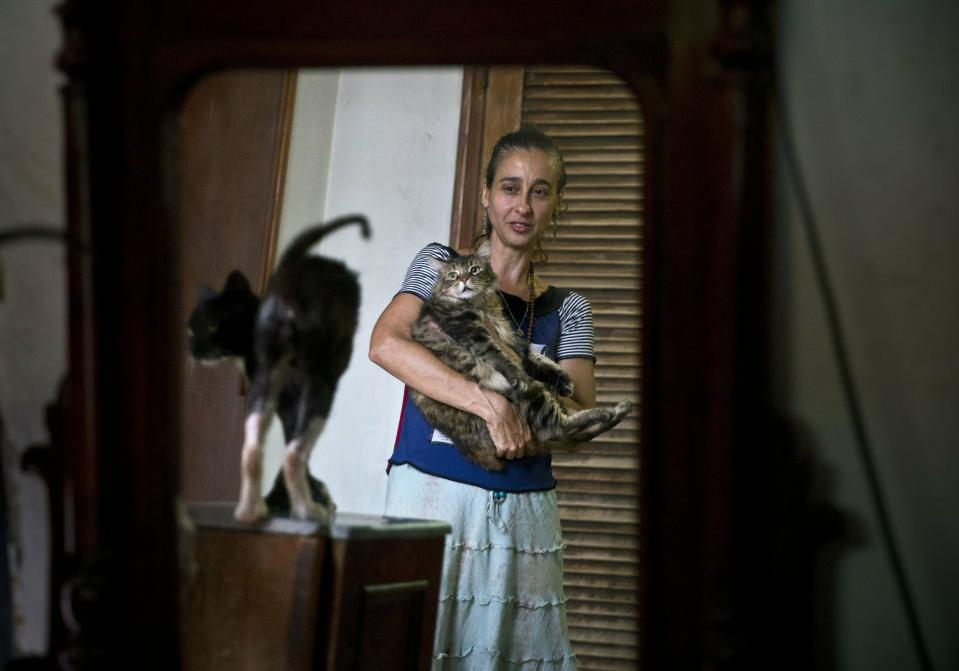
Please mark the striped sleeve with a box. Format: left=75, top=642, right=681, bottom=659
left=556, top=291, right=595, bottom=361
left=398, top=242, right=456, bottom=301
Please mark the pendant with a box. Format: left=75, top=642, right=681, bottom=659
left=517, top=328, right=524, bottom=336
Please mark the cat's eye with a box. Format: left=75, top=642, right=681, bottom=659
left=469, top=266, right=480, bottom=275
left=446, top=271, right=458, bottom=280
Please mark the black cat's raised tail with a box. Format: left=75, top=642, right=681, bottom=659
left=273, top=214, right=370, bottom=273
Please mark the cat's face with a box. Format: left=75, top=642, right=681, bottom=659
left=186, top=271, right=258, bottom=362
left=187, top=297, right=231, bottom=362
left=429, top=248, right=497, bottom=302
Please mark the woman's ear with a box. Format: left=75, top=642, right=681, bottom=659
left=553, top=191, right=565, bottom=222
left=480, top=184, right=490, bottom=209
left=223, top=270, right=252, bottom=295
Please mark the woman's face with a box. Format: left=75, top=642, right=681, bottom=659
left=481, top=148, right=562, bottom=251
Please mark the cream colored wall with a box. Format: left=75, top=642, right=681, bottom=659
left=0, top=0, right=64, bottom=656
left=266, top=67, right=463, bottom=515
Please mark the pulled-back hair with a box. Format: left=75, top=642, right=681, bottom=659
left=484, top=126, right=568, bottom=193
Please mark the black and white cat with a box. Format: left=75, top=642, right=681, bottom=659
left=410, top=242, right=631, bottom=471
left=187, top=215, right=369, bottom=522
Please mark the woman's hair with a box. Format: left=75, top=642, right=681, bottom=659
left=484, top=126, right=568, bottom=193
left=479, top=127, right=569, bottom=260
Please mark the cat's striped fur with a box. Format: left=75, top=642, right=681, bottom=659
left=410, top=242, right=631, bottom=471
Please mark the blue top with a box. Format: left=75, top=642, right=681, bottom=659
left=388, top=243, right=595, bottom=492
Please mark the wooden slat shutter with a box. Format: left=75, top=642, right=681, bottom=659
left=523, top=65, right=644, bottom=670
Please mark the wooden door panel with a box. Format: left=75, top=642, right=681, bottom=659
left=178, top=70, right=294, bottom=502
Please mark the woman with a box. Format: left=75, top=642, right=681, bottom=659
left=369, top=127, right=594, bottom=669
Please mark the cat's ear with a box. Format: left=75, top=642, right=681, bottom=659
left=223, top=270, right=252, bottom=294
left=196, top=283, right=217, bottom=303
left=426, top=256, right=447, bottom=273
left=474, top=240, right=491, bottom=262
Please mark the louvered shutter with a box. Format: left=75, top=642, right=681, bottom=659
left=523, top=66, right=644, bottom=670
left=449, top=64, right=644, bottom=669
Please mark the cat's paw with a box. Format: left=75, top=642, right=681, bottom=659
left=234, top=498, right=268, bottom=523
left=488, top=370, right=512, bottom=393
left=550, top=370, right=574, bottom=397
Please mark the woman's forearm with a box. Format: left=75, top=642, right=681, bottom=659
left=369, top=292, right=531, bottom=458
left=559, top=357, right=597, bottom=410
left=369, top=327, right=498, bottom=422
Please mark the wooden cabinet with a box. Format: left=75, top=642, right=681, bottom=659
left=181, top=504, right=449, bottom=671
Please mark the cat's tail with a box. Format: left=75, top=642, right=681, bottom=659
left=275, top=214, right=371, bottom=270
left=565, top=400, right=632, bottom=443
left=536, top=400, right=633, bottom=453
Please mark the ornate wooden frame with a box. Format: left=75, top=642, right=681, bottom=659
left=49, top=0, right=774, bottom=668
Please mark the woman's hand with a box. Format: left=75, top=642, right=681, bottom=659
left=371, top=293, right=532, bottom=460
left=478, top=388, right=531, bottom=460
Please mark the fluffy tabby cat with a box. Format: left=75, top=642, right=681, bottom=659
left=187, top=214, right=369, bottom=522
left=410, top=242, right=631, bottom=471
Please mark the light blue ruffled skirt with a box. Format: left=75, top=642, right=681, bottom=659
left=385, top=464, right=578, bottom=670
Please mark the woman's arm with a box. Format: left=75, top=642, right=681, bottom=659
left=559, top=358, right=597, bottom=411
left=369, top=292, right=532, bottom=459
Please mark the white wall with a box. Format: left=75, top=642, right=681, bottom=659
left=772, top=2, right=959, bottom=670
left=269, top=67, right=463, bottom=515
left=0, top=0, right=64, bottom=656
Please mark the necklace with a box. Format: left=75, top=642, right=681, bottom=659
left=497, top=263, right=535, bottom=344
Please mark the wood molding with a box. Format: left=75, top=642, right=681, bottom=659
left=448, top=65, right=524, bottom=253
left=258, top=68, right=298, bottom=291
left=479, top=66, right=524, bottom=171
left=178, top=70, right=303, bottom=505
left=448, top=66, right=486, bottom=253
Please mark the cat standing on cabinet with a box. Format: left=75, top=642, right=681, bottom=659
left=410, top=241, right=631, bottom=471
left=187, top=215, right=369, bottom=522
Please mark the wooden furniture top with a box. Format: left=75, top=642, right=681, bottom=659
left=187, top=502, right=452, bottom=540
